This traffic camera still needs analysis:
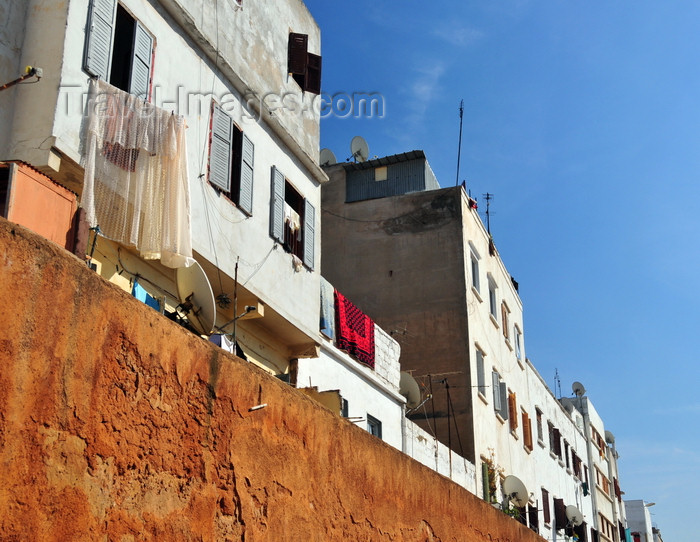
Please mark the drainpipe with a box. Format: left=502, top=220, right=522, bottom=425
left=580, top=397, right=600, bottom=534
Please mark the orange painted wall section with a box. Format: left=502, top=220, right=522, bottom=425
left=4, top=162, right=77, bottom=250
left=0, top=218, right=545, bottom=542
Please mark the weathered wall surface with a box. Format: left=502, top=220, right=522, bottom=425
left=0, top=218, right=544, bottom=542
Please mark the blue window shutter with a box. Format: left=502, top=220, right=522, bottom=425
left=209, top=104, right=233, bottom=192
left=238, top=133, right=254, bottom=215
left=270, top=166, right=284, bottom=242
left=303, top=199, right=315, bottom=269
left=129, top=21, right=153, bottom=99
left=492, top=372, right=501, bottom=411
left=83, top=0, right=117, bottom=80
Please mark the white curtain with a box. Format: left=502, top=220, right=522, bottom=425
left=82, top=79, right=193, bottom=268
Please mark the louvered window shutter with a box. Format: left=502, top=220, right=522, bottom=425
left=238, top=133, right=254, bottom=215
left=499, top=382, right=508, bottom=420
left=270, top=167, right=285, bottom=242
left=492, top=372, right=501, bottom=412
left=303, top=199, right=315, bottom=269
left=476, top=350, right=485, bottom=392
left=83, top=0, right=117, bottom=80
left=554, top=498, right=567, bottom=529
left=209, top=104, right=233, bottom=193
left=306, top=52, right=322, bottom=94
left=129, top=21, right=153, bottom=99
left=542, top=489, right=550, bottom=524
left=288, top=33, right=308, bottom=75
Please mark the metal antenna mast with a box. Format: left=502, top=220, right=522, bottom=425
left=455, top=99, right=464, bottom=186
left=483, top=192, right=493, bottom=234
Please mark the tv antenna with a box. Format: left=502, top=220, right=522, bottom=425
left=349, top=136, right=369, bottom=163
left=455, top=99, right=464, bottom=186
left=554, top=368, right=562, bottom=399
left=483, top=192, right=494, bottom=234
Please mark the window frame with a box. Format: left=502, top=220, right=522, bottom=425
left=470, top=244, right=481, bottom=294
left=288, top=32, right=322, bottom=94
left=208, top=101, right=254, bottom=215
left=83, top=0, right=154, bottom=99
left=475, top=346, right=486, bottom=398
left=366, top=414, right=382, bottom=439
left=270, top=166, right=315, bottom=269
left=488, top=275, right=498, bottom=320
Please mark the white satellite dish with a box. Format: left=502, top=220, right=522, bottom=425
left=565, top=505, right=584, bottom=527
left=320, top=148, right=337, bottom=167
left=572, top=381, right=586, bottom=397
left=399, top=372, right=421, bottom=409
left=560, top=397, right=575, bottom=414
left=176, top=261, right=216, bottom=335
left=605, top=430, right=615, bottom=444
left=350, top=135, right=369, bottom=163
left=502, top=475, right=528, bottom=508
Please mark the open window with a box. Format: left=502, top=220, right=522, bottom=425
left=270, top=166, right=315, bottom=269
left=83, top=0, right=154, bottom=99
left=208, top=102, right=254, bottom=215
left=288, top=32, right=322, bottom=94
left=366, top=414, right=382, bottom=439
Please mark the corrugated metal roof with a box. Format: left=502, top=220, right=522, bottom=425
left=342, top=150, right=425, bottom=171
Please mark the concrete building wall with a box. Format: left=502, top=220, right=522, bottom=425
left=322, top=172, right=475, bottom=462
left=625, top=500, right=654, bottom=542
left=0, top=217, right=545, bottom=542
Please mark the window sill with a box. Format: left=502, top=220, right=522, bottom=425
left=478, top=391, right=488, bottom=405
left=505, top=338, right=513, bottom=351
left=538, top=439, right=546, bottom=449
left=549, top=451, right=557, bottom=460
left=472, top=286, right=483, bottom=302
left=510, top=429, right=519, bottom=440
left=523, top=444, right=533, bottom=455
left=489, top=313, right=499, bottom=328
left=597, top=485, right=613, bottom=503
left=495, top=412, right=506, bottom=425
left=558, top=459, right=565, bottom=468
left=517, top=357, right=525, bottom=370
left=566, top=467, right=573, bottom=476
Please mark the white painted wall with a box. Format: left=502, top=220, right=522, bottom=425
left=5, top=0, right=324, bottom=351
left=296, top=334, right=404, bottom=450
left=625, top=500, right=654, bottom=542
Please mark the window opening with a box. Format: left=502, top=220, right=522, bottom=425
left=366, top=414, right=382, bottom=439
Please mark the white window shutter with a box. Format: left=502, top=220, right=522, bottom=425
left=129, top=21, right=153, bottom=99
left=209, top=104, right=233, bottom=193
left=303, top=199, right=315, bottom=269
left=238, top=133, right=254, bottom=215
left=270, top=166, right=284, bottom=242
left=83, top=0, right=117, bottom=80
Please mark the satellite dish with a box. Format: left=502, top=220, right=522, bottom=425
left=399, top=372, right=421, bottom=409
left=320, top=148, right=337, bottom=167
left=572, top=381, right=586, bottom=397
left=502, top=475, right=528, bottom=508
left=560, top=397, right=575, bottom=414
left=350, top=136, right=369, bottom=163
left=565, top=505, right=584, bottom=527
left=176, top=261, right=216, bottom=335
left=605, top=430, right=615, bottom=444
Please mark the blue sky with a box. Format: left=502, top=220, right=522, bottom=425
left=305, top=1, right=699, bottom=539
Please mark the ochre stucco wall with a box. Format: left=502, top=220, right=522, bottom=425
left=0, top=218, right=543, bottom=542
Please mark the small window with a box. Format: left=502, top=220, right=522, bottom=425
left=288, top=32, right=322, bottom=94
left=492, top=371, right=508, bottom=420
left=536, top=408, right=543, bottom=442
left=514, top=325, right=522, bottom=360
left=374, top=166, right=388, bottom=181
left=488, top=277, right=497, bottom=318
left=501, top=301, right=510, bottom=340
left=366, top=414, right=382, bottom=439
left=270, top=166, right=315, bottom=269
left=541, top=488, right=551, bottom=524
left=341, top=398, right=349, bottom=418
left=475, top=348, right=486, bottom=396
left=208, top=102, right=254, bottom=215
left=83, top=0, right=154, bottom=99
left=507, top=391, right=518, bottom=432
left=470, top=252, right=480, bottom=292
left=521, top=410, right=533, bottom=450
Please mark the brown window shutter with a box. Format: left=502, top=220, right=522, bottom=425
left=541, top=488, right=550, bottom=524
left=305, top=52, right=321, bottom=94
left=288, top=33, right=308, bottom=75
left=554, top=498, right=566, bottom=529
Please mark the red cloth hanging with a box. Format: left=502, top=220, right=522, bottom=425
left=334, top=289, right=375, bottom=369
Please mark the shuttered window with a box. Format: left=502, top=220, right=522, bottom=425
left=209, top=102, right=254, bottom=215
left=499, top=381, right=508, bottom=420
left=508, top=391, right=518, bottom=431
left=475, top=348, right=485, bottom=395
left=522, top=411, right=533, bottom=450
left=542, top=488, right=550, bottom=524
left=269, top=166, right=315, bottom=270
left=83, top=0, right=153, bottom=99
left=492, top=371, right=501, bottom=412
left=288, top=32, right=322, bottom=95
left=554, top=498, right=567, bottom=529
